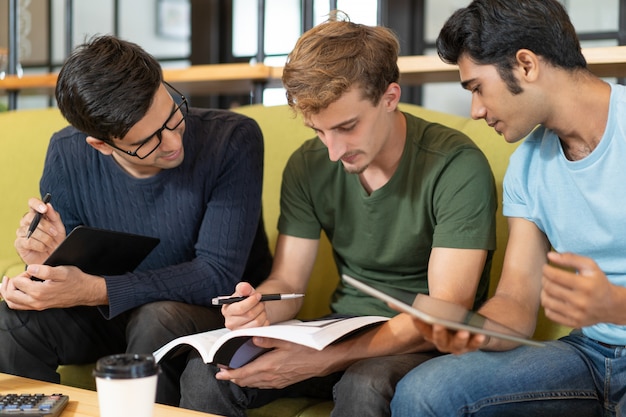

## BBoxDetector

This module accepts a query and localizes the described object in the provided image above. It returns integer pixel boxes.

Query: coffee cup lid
[93,353,159,379]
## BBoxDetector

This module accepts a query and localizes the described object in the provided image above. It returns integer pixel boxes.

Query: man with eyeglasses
[100,80,187,161]
[0,35,272,406]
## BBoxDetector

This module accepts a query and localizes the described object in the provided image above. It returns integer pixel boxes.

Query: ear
[86,136,114,156]
[382,82,402,111]
[515,49,540,82]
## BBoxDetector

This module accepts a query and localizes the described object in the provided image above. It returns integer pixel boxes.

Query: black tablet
[342,274,544,347]
[44,226,160,276]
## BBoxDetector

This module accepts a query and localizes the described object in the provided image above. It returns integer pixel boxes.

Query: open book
[153,315,389,368]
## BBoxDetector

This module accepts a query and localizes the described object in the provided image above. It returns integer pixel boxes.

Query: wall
[0,0,190,108]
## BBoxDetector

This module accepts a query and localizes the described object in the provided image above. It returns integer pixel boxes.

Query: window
[232,0,379,105]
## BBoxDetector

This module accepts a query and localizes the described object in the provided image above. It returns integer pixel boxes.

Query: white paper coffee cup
[94,353,160,417]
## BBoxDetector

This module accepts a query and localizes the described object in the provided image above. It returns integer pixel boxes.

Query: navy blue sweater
[41,108,272,318]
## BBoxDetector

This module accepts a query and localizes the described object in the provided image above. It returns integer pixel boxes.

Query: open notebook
[342,274,544,347]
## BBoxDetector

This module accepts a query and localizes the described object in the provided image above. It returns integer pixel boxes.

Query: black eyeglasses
[108,81,188,159]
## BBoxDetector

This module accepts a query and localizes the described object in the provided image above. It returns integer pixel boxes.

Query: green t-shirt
[278,112,497,317]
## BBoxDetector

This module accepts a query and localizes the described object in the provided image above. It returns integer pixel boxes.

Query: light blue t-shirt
[503,82,626,345]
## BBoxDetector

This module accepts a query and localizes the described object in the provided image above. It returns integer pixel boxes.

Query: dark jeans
[179,350,441,417]
[0,301,224,405]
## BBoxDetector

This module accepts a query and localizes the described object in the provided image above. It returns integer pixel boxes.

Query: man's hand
[215,338,331,389]
[14,197,65,265]
[411,320,488,355]
[385,298,487,355]
[542,251,622,328]
[1,264,107,310]
[221,282,270,330]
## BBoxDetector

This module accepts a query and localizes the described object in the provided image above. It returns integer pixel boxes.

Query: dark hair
[282,11,400,117]
[55,35,162,141]
[437,0,587,94]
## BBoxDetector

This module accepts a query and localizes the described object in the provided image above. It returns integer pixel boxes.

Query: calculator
[0,393,69,416]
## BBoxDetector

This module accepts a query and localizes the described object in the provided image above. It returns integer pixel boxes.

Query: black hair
[437,0,587,94]
[55,35,162,141]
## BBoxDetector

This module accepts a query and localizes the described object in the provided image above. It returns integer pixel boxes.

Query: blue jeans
[391,332,626,417]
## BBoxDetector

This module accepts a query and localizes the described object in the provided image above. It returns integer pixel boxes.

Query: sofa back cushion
[0,108,69,275]
[0,104,567,340]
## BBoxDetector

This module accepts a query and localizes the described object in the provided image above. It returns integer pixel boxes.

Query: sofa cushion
[0,108,69,276]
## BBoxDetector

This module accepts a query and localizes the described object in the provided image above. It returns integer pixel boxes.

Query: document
[153,315,389,368]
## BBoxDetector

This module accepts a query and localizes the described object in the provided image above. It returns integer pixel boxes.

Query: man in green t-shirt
[177,11,497,417]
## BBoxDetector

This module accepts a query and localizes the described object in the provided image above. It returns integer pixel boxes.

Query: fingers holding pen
[22,195,63,238]
[27,193,51,235]
[15,195,65,264]
[222,282,269,329]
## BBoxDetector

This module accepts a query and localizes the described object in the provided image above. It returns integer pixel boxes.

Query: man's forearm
[477,295,538,351]
[322,313,434,374]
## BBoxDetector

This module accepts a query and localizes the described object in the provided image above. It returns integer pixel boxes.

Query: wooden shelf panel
[270,46,626,86]
[268,55,460,85]
[397,54,458,84]
[580,45,626,78]
[164,63,271,95]
[2,46,626,98]
[396,45,626,84]
[0,72,57,94]
[0,63,271,97]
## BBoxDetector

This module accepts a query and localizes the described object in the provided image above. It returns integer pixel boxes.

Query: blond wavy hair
[282,11,400,117]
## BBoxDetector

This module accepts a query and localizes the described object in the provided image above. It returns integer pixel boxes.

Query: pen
[212,293,305,305]
[26,193,52,239]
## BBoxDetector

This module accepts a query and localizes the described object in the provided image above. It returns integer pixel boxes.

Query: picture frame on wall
[0,0,49,66]
[156,0,190,40]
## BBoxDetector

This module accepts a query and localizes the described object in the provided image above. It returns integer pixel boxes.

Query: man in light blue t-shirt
[392,1,626,416]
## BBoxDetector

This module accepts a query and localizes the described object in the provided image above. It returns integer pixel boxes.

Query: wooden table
[0,373,221,417]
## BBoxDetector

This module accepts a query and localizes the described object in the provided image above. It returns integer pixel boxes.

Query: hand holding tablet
[341,274,544,347]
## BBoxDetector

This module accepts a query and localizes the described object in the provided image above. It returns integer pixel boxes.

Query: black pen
[212,293,305,306]
[26,193,52,239]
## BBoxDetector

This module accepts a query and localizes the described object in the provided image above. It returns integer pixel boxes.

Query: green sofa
[0,103,570,416]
